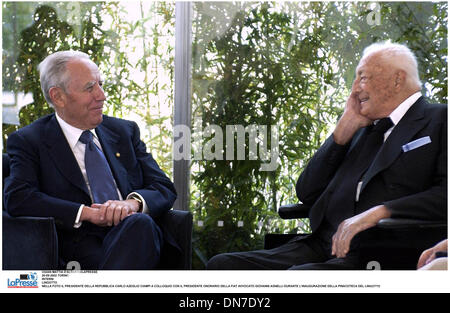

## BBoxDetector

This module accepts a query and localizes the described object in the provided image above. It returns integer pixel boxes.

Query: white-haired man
[207,42,447,270]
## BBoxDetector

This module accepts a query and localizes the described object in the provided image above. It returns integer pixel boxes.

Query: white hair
[361,42,422,89]
[38,51,91,106]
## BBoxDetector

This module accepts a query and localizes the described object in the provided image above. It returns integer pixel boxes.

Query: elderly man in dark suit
[207,42,447,270]
[4,51,177,270]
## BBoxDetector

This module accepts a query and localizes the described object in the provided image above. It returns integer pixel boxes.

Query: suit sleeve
[4,131,81,229]
[296,134,351,206]
[128,121,177,218]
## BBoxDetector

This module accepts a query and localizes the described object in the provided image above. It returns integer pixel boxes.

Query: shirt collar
[55,113,97,149]
[388,91,422,126]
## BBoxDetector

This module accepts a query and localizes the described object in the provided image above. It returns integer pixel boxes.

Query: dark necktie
[324,117,394,228]
[351,117,394,175]
[79,130,119,204]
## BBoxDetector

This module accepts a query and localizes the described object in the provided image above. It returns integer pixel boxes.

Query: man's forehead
[65,58,102,85]
[66,58,100,75]
[356,53,383,74]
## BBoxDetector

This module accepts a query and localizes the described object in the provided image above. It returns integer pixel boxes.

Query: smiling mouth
[360,98,369,104]
[91,105,103,111]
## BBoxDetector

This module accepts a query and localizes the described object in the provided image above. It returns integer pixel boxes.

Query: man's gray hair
[362,41,422,89]
[38,50,91,106]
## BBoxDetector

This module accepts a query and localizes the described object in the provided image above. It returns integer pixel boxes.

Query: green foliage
[2,1,175,176]
[98,1,175,175]
[190,1,447,269]
[2,2,107,149]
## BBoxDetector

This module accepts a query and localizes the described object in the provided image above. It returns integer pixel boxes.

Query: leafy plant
[190,1,447,269]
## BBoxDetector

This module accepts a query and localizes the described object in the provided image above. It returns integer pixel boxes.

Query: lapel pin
[116,152,121,158]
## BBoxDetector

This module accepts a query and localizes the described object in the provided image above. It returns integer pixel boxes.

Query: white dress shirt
[55,113,148,228]
[383,91,422,142]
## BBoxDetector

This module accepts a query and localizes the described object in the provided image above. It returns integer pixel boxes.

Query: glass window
[2,1,175,174]
[190,1,447,269]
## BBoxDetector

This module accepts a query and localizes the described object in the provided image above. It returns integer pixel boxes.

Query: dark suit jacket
[4,113,179,264]
[296,97,447,233]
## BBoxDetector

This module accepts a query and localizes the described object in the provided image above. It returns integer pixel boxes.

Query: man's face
[56,58,106,130]
[353,53,398,120]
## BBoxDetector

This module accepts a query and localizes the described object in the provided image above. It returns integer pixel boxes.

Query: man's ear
[394,70,407,90]
[49,87,65,109]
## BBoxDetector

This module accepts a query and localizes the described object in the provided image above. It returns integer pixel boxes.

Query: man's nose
[353,79,362,93]
[94,84,106,101]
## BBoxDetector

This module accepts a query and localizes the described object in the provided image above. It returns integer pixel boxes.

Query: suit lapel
[360,97,428,193]
[43,115,90,196]
[95,122,129,198]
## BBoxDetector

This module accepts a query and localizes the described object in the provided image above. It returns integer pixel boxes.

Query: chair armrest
[357,218,447,269]
[2,211,59,270]
[157,209,193,269]
[278,203,310,219]
[376,218,447,229]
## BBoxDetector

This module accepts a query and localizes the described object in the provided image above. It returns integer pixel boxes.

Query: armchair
[2,153,193,270]
[264,203,447,270]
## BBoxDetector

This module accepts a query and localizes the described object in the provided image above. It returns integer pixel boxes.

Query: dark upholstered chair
[264,203,447,270]
[2,153,193,270]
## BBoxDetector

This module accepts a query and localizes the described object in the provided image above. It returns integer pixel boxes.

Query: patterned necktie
[79,130,119,204]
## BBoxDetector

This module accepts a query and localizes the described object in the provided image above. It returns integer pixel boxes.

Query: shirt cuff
[74,204,84,228]
[126,192,149,214]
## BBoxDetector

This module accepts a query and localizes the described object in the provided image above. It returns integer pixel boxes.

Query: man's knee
[101,213,162,269]
[123,213,155,228]
[206,253,235,270]
[118,213,161,241]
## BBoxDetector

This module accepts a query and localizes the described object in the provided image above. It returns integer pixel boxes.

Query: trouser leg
[206,235,328,270]
[99,213,163,270]
[288,252,362,270]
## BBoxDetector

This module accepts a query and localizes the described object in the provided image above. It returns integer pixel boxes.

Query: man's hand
[332,205,391,258]
[417,239,448,269]
[81,199,141,226]
[333,81,373,145]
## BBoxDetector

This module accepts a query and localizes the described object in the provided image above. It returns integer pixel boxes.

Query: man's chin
[359,104,370,116]
[359,107,376,122]
[96,114,103,124]
[90,114,103,128]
